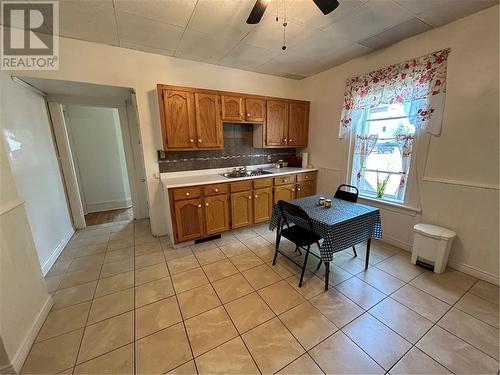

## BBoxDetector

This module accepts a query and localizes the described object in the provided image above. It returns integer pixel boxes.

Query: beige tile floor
[24,219,499,374]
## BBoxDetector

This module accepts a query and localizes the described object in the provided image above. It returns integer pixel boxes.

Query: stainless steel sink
[220,168,274,179]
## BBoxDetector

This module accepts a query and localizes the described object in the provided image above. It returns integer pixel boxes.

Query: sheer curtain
[339,49,450,139]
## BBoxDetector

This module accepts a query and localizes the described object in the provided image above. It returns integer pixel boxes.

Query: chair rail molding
[422,176,499,190]
[0,198,24,216]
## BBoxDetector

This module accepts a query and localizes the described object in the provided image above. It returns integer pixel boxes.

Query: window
[350,103,415,203]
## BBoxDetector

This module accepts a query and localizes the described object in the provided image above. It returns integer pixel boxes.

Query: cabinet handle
[185,192,190,196]
[246,113,250,117]
[205,203,209,206]
[198,204,202,208]
[305,175,309,179]
[189,139,194,143]
[292,189,295,192]
[240,112,243,116]
[283,179,287,183]
[254,195,258,198]
[214,188,219,193]
[297,188,301,191]
[198,139,202,143]
[248,196,252,199]
[289,139,292,142]
[283,138,287,142]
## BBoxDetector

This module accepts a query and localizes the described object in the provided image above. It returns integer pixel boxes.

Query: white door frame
[47,95,149,228]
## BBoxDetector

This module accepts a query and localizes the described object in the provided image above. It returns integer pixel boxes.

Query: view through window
[350,103,415,203]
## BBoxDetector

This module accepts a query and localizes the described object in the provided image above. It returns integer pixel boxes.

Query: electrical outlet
[267,155,272,162]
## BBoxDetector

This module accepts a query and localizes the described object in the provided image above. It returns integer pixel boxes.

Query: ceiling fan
[246,0,340,24]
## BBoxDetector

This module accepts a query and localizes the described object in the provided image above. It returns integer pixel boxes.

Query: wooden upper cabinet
[288,102,309,147]
[158,84,310,151]
[221,96,244,121]
[174,198,204,242]
[204,195,230,235]
[266,100,289,146]
[245,98,266,122]
[161,89,196,149]
[194,92,223,148]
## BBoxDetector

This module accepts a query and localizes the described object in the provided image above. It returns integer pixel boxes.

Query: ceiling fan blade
[246,0,269,24]
[312,0,340,15]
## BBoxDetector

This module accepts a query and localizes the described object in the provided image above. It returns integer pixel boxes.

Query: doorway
[62,104,134,226]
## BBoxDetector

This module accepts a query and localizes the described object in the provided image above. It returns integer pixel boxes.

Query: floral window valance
[339,49,450,138]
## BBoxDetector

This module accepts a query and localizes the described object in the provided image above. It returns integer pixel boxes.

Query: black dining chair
[334,184,359,257]
[273,200,322,288]
[334,184,359,202]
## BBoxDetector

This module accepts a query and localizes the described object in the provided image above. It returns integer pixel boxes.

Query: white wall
[63,105,132,213]
[8,38,304,236]
[302,6,499,283]
[0,75,52,372]
[0,74,74,275]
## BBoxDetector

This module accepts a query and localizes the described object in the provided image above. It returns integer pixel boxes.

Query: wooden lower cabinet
[274,184,296,203]
[204,194,230,235]
[170,171,317,243]
[253,187,273,224]
[174,198,204,242]
[296,181,315,198]
[231,191,253,229]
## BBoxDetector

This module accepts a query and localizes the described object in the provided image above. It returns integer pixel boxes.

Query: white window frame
[346,106,430,213]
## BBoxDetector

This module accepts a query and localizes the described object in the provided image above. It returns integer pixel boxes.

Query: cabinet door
[253,187,273,224]
[266,100,288,146]
[194,92,223,148]
[221,96,244,121]
[204,195,230,235]
[174,198,204,242]
[161,90,196,149]
[296,181,315,198]
[288,102,309,147]
[245,98,266,122]
[231,191,253,229]
[273,184,296,203]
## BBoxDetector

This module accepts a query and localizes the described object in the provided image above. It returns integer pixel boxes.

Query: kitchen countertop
[161,166,318,188]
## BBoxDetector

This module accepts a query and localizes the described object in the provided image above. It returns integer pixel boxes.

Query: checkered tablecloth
[269,195,382,262]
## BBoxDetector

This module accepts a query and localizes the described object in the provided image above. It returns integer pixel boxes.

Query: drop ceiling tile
[175,29,240,63]
[264,0,368,30]
[242,16,316,51]
[115,0,197,27]
[412,0,499,27]
[120,41,175,57]
[255,51,320,78]
[59,0,119,46]
[358,17,432,50]
[116,11,184,51]
[188,0,256,40]
[287,30,356,60]
[219,43,278,70]
[395,0,497,15]
[309,43,372,72]
[324,0,414,42]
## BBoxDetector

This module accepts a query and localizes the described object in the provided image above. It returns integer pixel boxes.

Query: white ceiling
[6,0,498,79]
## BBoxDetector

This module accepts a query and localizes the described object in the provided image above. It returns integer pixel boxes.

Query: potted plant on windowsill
[376,171,390,198]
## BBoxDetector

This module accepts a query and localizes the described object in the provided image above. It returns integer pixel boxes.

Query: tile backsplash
[158,124,296,173]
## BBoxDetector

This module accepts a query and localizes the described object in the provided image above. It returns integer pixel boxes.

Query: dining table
[269,194,383,289]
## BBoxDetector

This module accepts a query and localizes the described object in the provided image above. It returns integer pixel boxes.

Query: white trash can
[411,223,456,273]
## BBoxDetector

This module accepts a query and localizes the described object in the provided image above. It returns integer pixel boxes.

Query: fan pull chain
[282,0,287,50]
